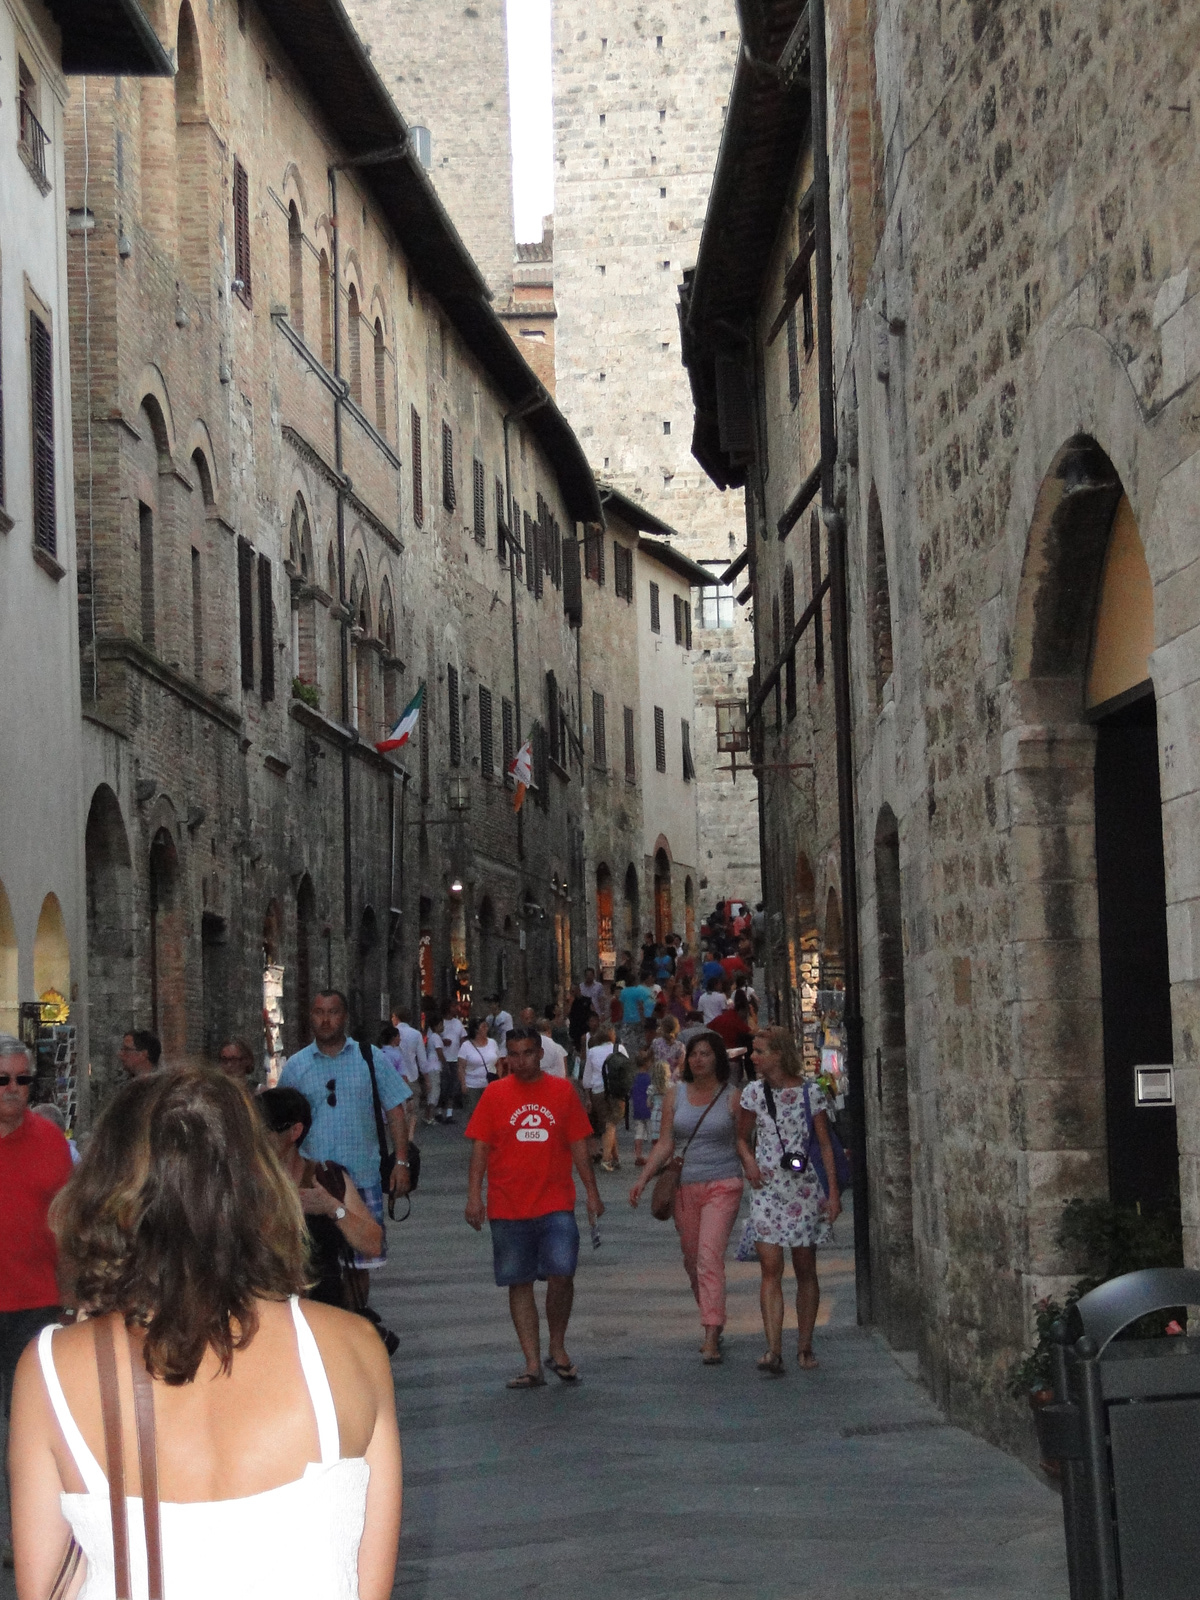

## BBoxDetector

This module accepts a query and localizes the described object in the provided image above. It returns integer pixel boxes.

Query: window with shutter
[495,478,507,564]
[479,685,494,776]
[411,407,423,527]
[501,696,514,778]
[511,500,522,578]
[786,255,800,406]
[237,537,255,689]
[685,600,692,650]
[442,421,456,511]
[448,663,461,766]
[654,706,666,773]
[546,671,559,765]
[473,459,486,542]
[801,257,814,355]
[584,524,605,584]
[673,593,683,645]
[30,312,55,556]
[233,160,251,304]
[563,533,582,625]
[259,553,275,701]
[623,705,636,781]
[681,719,695,781]
[783,563,796,720]
[592,691,606,768]
[649,582,660,633]
[525,512,539,594]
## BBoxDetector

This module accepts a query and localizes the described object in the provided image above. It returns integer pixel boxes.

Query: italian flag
[375,684,424,753]
[509,738,533,812]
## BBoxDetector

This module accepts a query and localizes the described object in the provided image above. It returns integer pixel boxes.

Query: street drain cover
[840,1418,948,1438]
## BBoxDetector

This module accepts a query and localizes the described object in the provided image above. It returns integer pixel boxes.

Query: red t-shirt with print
[0,1111,73,1310]
[465,1072,593,1220]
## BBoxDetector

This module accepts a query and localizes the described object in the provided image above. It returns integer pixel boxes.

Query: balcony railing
[19,97,50,191]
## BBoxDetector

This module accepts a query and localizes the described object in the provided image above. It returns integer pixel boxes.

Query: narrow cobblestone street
[371,1124,1067,1599]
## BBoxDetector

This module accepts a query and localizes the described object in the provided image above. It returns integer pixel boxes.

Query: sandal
[757,1352,785,1376]
[506,1371,547,1389]
[798,1347,819,1370]
[544,1357,580,1382]
[702,1351,723,1365]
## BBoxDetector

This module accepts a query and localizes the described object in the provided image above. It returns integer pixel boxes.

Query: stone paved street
[1,1120,1068,1599]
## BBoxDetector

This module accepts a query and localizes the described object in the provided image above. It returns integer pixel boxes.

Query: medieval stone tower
[344,0,516,305]
[552,1,759,911]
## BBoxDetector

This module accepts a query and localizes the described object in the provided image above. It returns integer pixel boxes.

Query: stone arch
[318,244,334,367]
[134,370,176,458]
[822,885,844,988]
[346,282,363,405]
[373,316,387,433]
[175,0,204,115]
[174,0,211,302]
[148,826,186,1055]
[0,879,16,1036]
[281,162,310,218]
[134,394,174,656]
[866,482,894,707]
[871,802,916,1345]
[289,493,314,578]
[33,893,69,1006]
[85,785,133,1081]
[596,864,615,974]
[348,547,372,632]
[288,201,305,335]
[653,847,672,943]
[188,436,216,504]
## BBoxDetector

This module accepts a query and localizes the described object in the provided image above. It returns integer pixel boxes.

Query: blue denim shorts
[353,1182,386,1270]
[489,1210,580,1286]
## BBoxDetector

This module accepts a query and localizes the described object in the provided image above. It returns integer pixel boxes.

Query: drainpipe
[810,0,872,1325]
[502,390,548,861]
[329,165,353,940]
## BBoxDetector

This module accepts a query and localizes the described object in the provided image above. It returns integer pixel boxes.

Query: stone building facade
[552,0,761,915]
[63,0,601,1102]
[685,0,1200,1456]
[0,0,168,1105]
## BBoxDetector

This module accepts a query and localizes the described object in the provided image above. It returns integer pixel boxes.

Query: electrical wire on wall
[81,76,98,702]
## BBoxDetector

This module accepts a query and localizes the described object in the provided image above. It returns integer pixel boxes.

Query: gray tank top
[673,1085,742,1183]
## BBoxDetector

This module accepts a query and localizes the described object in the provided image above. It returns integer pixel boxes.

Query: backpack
[602,1044,631,1101]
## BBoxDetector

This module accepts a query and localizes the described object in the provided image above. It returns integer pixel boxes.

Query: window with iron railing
[18,60,49,191]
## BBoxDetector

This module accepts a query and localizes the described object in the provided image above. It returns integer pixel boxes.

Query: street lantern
[716,698,750,754]
[447,774,471,810]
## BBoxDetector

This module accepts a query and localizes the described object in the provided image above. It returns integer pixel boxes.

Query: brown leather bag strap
[93,1319,131,1600]
[129,1336,163,1600]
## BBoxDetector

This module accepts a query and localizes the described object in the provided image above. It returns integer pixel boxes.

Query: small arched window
[288,203,304,335]
[867,484,894,707]
[346,284,362,404]
[318,250,333,367]
[374,317,387,433]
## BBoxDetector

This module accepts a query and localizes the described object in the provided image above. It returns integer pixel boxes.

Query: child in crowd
[630,1049,654,1166]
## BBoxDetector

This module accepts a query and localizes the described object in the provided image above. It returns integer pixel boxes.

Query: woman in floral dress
[649,1016,685,1138]
[736,1026,841,1374]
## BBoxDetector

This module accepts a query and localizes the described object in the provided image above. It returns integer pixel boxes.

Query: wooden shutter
[592,691,606,767]
[473,459,486,542]
[447,662,461,765]
[623,706,635,780]
[479,685,493,775]
[501,696,514,775]
[681,719,695,781]
[30,313,55,555]
[685,599,692,650]
[259,553,275,701]
[237,537,255,689]
[511,501,522,578]
[411,407,423,527]
[442,421,456,511]
[649,582,660,632]
[525,512,538,593]
[562,531,582,625]
[654,706,666,772]
[786,254,800,405]
[495,477,507,563]
[233,160,251,304]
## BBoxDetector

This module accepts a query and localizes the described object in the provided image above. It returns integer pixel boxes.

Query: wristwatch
[334,1204,346,1220]
[395,1159,410,1168]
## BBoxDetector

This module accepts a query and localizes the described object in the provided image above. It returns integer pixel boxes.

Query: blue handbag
[801,1083,852,1196]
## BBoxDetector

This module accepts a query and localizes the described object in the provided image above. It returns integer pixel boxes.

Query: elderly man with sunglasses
[0,1036,73,1417]
[279,992,411,1303]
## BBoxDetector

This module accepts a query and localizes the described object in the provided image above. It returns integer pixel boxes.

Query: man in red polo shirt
[465,1025,602,1388]
[0,1036,73,1414]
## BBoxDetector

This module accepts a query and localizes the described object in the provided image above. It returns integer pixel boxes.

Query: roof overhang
[637,537,715,587]
[597,480,681,539]
[50,0,173,74]
[680,0,811,491]
[252,0,600,524]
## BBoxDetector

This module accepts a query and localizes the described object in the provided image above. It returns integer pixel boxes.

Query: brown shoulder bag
[649,1087,725,1220]
[94,1317,165,1600]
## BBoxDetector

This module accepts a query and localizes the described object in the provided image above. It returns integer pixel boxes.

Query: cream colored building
[0,0,167,1112]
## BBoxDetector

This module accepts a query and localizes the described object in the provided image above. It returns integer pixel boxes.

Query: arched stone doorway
[85,786,133,1076]
[1010,436,1177,1231]
[262,900,284,1080]
[653,847,672,943]
[148,827,186,1055]
[872,805,916,1345]
[595,866,614,977]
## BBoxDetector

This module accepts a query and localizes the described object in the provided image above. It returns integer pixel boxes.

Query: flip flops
[544,1357,581,1382]
[506,1371,547,1389]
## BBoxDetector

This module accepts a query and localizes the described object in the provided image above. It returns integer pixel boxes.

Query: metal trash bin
[1035,1267,1200,1600]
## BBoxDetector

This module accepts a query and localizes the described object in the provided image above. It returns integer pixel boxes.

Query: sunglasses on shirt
[326,1078,337,1107]
[0,1073,34,1088]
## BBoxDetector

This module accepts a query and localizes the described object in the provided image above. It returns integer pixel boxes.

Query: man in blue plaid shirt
[280,991,411,1287]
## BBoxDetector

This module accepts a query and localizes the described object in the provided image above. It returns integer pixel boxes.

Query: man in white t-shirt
[536,1021,568,1078]
[698,978,728,1024]
[579,968,605,1013]
[438,1002,468,1124]
[486,995,513,1056]
[391,1006,426,1135]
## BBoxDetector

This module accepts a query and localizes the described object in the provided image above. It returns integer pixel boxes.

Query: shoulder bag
[649,1086,726,1221]
[93,1317,164,1600]
[361,1040,420,1219]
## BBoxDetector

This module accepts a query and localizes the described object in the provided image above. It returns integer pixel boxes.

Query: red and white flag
[509,738,533,812]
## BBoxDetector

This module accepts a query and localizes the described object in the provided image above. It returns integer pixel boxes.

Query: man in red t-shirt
[465,1025,603,1388]
[0,1037,73,1413]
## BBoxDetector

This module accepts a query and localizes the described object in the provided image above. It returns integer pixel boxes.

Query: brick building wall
[552,0,760,914]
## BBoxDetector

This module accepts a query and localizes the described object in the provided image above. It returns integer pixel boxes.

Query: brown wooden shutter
[233,160,251,304]
[649,582,660,632]
[501,696,514,774]
[411,407,423,527]
[562,531,582,625]
[30,313,55,555]
[495,477,507,563]
[447,662,461,765]
[654,706,666,772]
[442,421,456,511]
[259,552,275,701]
[623,706,636,780]
[479,685,493,776]
[237,537,255,689]
[473,459,486,542]
[592,691,606,767]
[682,720,695,781]
[511,501,522,578]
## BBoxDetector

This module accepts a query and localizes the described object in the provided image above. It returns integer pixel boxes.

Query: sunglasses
[326,1078,337,1107]
[0,1073,34,1088]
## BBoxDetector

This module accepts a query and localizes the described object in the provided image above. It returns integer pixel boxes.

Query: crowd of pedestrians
[2,916,847,1592]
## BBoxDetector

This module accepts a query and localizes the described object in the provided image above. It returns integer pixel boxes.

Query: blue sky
[507,0,553,241]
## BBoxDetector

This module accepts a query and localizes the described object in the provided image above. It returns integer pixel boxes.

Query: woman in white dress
[736,1027,841,1376]
[9,1067,401,1599]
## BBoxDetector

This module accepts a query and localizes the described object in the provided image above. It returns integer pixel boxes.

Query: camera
[780,1150,808,1173]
